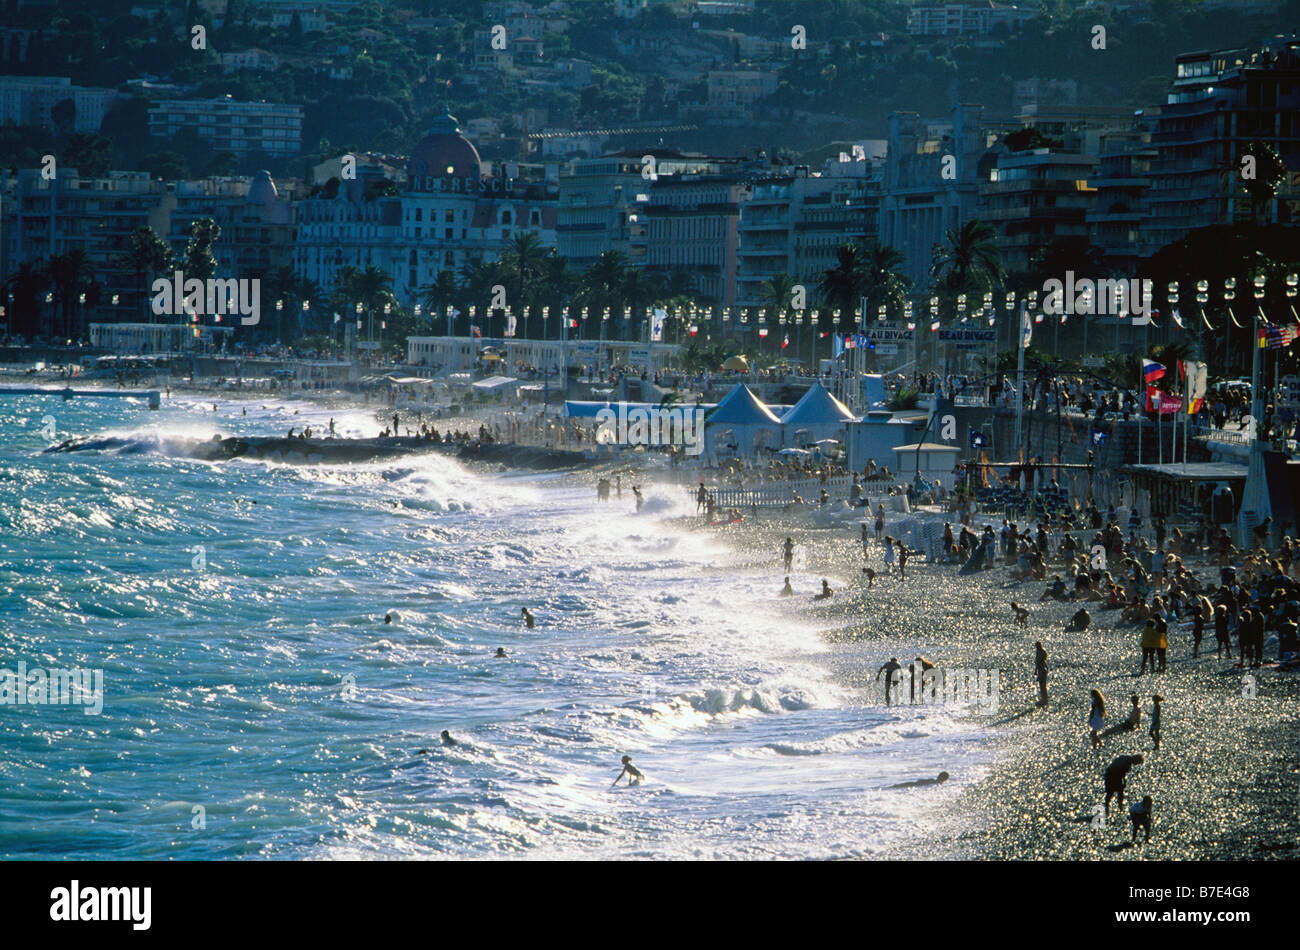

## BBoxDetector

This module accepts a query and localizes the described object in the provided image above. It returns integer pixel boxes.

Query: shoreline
[21,375,1299,858]
[660,501,1300,860]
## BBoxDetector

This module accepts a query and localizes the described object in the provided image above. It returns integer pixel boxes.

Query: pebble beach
[669,504,1300,860]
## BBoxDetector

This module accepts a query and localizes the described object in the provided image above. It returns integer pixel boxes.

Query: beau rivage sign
[407,168,518,195]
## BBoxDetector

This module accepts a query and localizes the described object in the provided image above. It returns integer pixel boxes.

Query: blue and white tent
[704,384,783,463]
[780,381,857,447]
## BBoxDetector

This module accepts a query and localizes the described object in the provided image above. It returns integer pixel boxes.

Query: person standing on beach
[782,537,795,572]
[1129,795,1154,842]
[632,485,644,512]
[1034,642,1049,707]
[696,482,707,513]
[883,537,896,574]
[875,504,885,542]
[1088,689,1106,748]
[1103,753,1143,818]
[876,657,903,705]
[1214,604,1231,658]
[1149,694,1162,750]
[1139,620,1160,674]
[897,543,909,579]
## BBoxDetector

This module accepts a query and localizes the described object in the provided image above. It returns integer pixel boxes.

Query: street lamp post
[1238,273,1268,545]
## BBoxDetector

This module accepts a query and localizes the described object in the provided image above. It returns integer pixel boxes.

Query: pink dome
[407,111,481,181]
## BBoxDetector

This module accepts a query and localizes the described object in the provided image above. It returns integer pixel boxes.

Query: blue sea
[0,387,992,859]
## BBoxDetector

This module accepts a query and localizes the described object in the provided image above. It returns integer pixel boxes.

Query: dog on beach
[1010,602,1029,627]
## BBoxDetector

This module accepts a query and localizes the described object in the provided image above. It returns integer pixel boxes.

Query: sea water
[0,388,994,859]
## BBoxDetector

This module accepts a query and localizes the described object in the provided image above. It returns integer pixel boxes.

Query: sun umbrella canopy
[721,355,749,371]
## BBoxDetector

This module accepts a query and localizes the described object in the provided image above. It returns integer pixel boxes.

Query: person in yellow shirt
[1139,620,1161,674]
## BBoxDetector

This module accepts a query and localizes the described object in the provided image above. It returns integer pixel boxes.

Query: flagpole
[1183,365,1189,471]
[1015,300,1026,457]
[1137,361,1143,467]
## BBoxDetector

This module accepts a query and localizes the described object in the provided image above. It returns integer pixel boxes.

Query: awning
[471,375,519,391]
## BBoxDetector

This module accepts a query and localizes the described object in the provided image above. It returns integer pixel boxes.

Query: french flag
[1142,359,1165,383]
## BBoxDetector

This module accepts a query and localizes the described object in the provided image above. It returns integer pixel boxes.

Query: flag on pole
[832,334,844,358]
[1172,308,1184,329]
[843,334,856,350]
[333,312,341,324]
[1142,358,1165,383]
[1186,360,1208,414]
[1259,324,1297,348]
[471,325,481,339]
[1021,308,1032,349]
[930,319,940,333]
[650,308,665,341]
[781,334,789,349]
[505,314,517,337]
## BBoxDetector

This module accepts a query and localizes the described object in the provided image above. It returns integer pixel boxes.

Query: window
[502,210,512,225]
[415,208,422,221]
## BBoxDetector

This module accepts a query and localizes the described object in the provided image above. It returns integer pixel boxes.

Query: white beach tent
[704,383,783,464]
[780,381,857,447]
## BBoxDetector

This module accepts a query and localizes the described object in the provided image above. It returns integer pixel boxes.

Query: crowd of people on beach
[768,473,1300,845]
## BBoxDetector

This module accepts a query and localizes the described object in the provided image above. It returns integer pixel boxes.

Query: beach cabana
[780,381,857,448]
[704,383,782,465]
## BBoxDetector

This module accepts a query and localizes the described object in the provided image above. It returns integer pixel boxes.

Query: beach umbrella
[721,355,749,372]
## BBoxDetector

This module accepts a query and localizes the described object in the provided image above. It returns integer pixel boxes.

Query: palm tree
[860,242,911,319]
[577,250,633,333]
[419,270,460,334]
[621,267,665,340]
[501,231,548,312]
[1240,141,1288,226]
[537,253,577,338]
[46,249,94,338]
[3,262,50,338]
[183,218,220,281]
[818,242,866,328]
[929,219,1005,302]
[759,272,797,315]
[118,225,172,321]
[458,258,509,334]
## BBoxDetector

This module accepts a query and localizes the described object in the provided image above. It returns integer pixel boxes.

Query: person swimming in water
[384,613,393,624]
[440,730,458,747]
[779,576,794,597]
[495,647,508,658]
[632,485,644,512]
[814,579,833,600]
[886,771,950,789]
[782,537,794,572]
[521,607,535,629]
[611,755,644,786]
